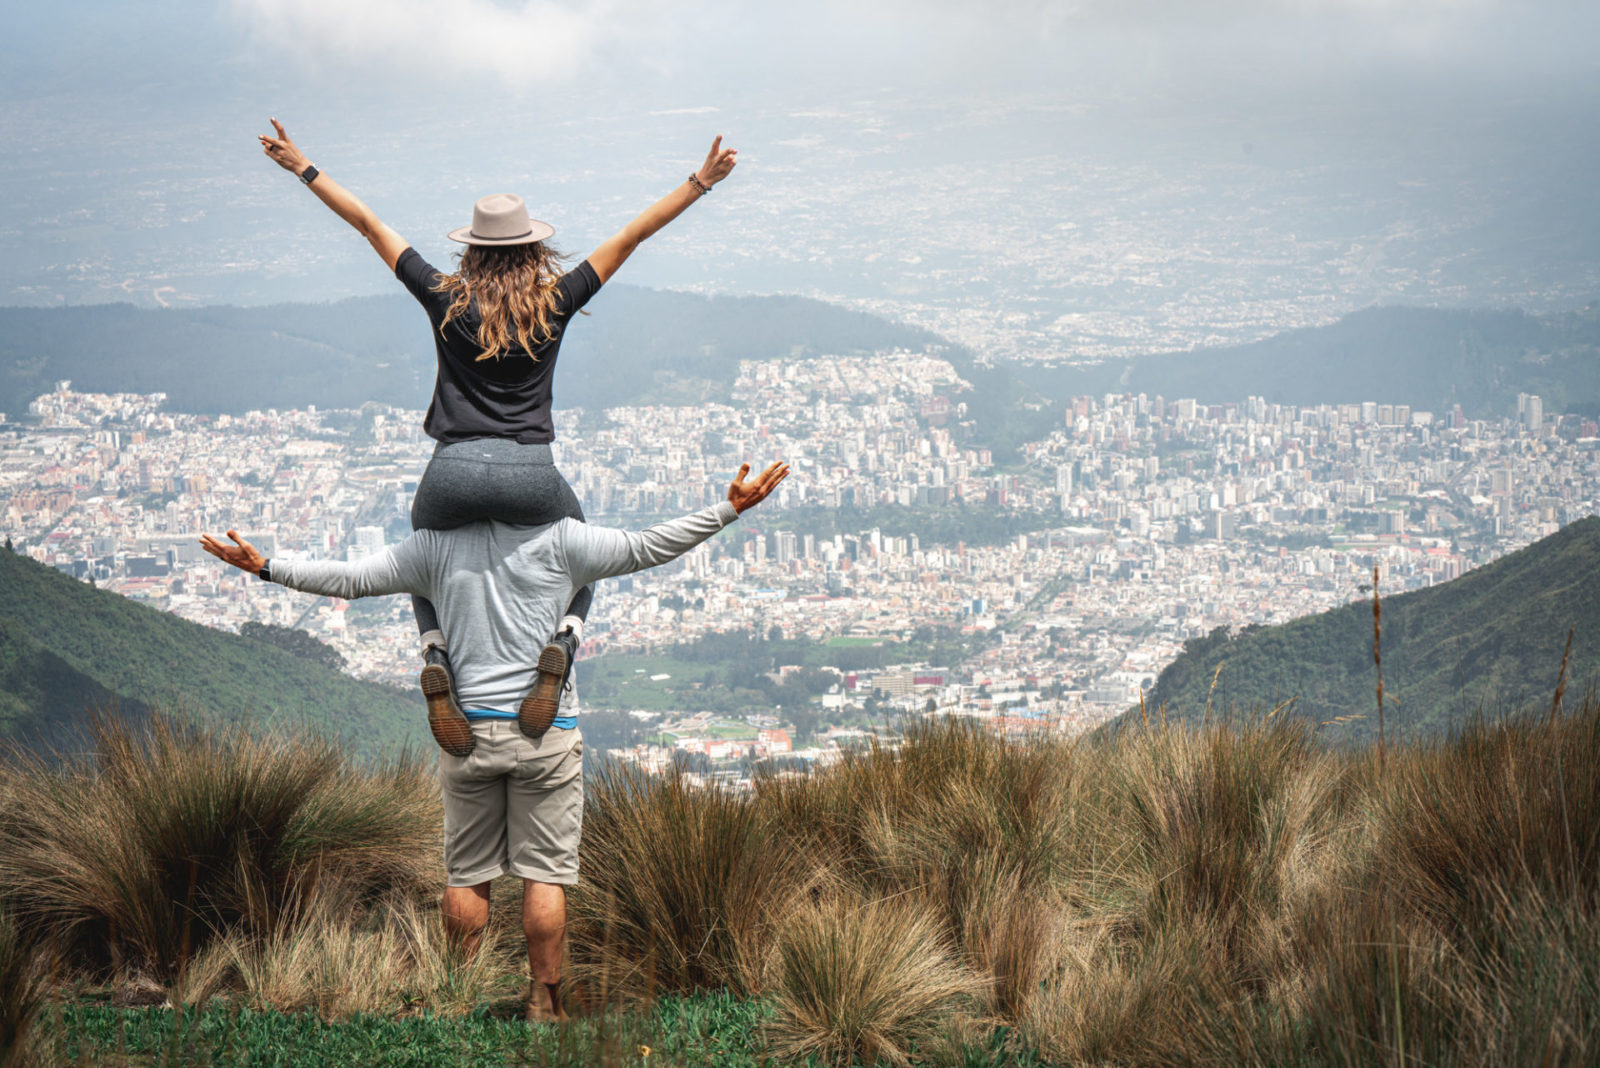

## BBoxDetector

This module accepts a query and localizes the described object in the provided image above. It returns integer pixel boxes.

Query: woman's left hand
[259,118,312,178]
[696,135,738,189]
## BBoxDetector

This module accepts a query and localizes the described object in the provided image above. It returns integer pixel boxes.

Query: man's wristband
[257,560,272,582]
[298,164,320,186]
[687,173,711,196]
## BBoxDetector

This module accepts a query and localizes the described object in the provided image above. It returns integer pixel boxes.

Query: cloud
[229,0,603,88]
[224,0,1599,98]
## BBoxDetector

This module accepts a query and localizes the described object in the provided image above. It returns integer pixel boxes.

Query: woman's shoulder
[554,259,602,314]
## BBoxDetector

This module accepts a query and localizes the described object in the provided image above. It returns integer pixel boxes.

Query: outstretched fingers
[198,530,258,570]
[750,462,789,504]
[759,461,788,492]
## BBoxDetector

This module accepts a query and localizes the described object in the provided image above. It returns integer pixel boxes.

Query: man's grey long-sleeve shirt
[268,501,740,714]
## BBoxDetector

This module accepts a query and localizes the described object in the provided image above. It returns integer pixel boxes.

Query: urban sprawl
[4,352,1594,772]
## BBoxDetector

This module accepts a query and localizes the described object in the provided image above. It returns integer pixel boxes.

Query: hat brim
[447,219,556,246]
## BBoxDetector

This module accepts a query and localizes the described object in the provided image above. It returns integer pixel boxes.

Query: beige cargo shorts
[438,721,583,887]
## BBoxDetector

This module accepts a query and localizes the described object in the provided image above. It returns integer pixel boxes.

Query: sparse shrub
[767,893,982,1068]
[570,763,812,1003]
[0,712,439,984]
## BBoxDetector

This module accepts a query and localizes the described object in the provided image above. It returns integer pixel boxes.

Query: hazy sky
[2,1,1597,331]
[5,0,1598,105]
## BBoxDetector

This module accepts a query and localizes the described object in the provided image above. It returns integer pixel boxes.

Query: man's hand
[696,135,738,189]
[199,530,267,574]
[259,117,312,178]
[728,461,789,514]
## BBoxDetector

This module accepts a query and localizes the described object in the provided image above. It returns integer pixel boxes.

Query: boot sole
[518,643,569,740]
[421,664,475,757]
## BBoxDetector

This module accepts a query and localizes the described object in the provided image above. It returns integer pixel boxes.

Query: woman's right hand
[259,118,313,178]
[696,136,738,189]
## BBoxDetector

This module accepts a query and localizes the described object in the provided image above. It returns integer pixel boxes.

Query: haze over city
[3,0,1598,359]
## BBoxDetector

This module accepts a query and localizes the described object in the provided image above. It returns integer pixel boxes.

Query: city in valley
[4,351,1593,772]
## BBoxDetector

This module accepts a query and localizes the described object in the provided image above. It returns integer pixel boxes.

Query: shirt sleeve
[557,260,603,316]
[269,531,436,601]
[394,247,447,315]
[560,501,738,589]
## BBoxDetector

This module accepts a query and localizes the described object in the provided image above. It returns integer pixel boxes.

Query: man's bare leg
[442,882,491,957]
[523,880,567,1021]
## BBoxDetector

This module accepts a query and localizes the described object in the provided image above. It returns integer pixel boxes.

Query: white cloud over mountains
[225,0,1596,96]
[230,0,604,88]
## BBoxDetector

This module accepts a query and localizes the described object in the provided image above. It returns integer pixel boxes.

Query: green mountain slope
[0,287,950,419]
[0,550,425,753]
[1028,304,1600,420]
[1135,517,1600,743]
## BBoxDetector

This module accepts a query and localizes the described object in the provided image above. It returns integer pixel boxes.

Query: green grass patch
[824,636,892,648]
[38,992,775,1068]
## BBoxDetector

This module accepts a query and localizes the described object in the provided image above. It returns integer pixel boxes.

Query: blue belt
[465,708,577,730]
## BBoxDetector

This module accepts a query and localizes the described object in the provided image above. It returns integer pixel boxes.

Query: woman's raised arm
[586,135,738,284]
[259,118,411,271]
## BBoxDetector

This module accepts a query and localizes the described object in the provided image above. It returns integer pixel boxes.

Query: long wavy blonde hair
[434,242,569,361]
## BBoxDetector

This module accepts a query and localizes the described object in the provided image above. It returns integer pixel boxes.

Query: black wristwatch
[257,560,273,582]
[298,164,320,186]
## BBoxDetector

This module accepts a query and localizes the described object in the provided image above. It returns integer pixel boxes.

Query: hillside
[0,549,425,753]
[1134,517,1600,743]
[1031,304,1600,419]
[0,286,951,419]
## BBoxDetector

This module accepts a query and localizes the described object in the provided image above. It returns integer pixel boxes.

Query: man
[201,460,788,1021]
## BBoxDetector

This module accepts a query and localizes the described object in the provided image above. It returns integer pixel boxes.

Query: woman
[259,118,737,755]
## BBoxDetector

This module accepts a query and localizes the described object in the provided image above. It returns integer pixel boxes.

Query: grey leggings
[410,438,592,638]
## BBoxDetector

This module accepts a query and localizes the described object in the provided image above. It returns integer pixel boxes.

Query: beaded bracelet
[687,173,712,196]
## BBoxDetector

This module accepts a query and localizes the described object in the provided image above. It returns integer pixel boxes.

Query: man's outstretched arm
[199,529,433,600]
[562,461,789,588]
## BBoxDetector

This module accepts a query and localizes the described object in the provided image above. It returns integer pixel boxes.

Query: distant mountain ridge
[0,285,951,419]
[1128,517,1600,743]
[1036,304,1600,420]
[0,549,425,754]
[7,296,1600,454]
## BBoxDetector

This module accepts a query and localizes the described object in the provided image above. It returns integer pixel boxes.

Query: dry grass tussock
[0,713,440,986]
[0,903,51,1068]
[568,760,816,1003]
[766,891,983,1068]
[4,700,1600,1065]
[0,712,534,1063]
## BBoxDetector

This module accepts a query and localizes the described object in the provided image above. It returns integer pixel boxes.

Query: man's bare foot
[524,980,567,1023]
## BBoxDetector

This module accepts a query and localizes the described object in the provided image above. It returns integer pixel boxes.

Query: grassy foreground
[1,697,1597,1066]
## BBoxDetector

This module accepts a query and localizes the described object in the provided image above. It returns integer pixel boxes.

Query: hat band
[470,227,534,240]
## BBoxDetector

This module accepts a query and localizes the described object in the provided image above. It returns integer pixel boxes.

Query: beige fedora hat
[447,193,555,246]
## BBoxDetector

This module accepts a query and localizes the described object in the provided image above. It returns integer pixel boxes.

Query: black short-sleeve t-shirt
[395,246,602,444]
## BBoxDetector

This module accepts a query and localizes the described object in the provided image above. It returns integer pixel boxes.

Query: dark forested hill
[1036,304,1600,420]
[0,286,950,418]
[0,549,425,754]
[1130,518,1600,744]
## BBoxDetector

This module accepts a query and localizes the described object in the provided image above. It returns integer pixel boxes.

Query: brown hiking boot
[518,629,577,740]
[420,647,474,757]
[524,980,567,1023]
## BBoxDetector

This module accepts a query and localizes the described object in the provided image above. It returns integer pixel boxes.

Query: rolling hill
[0,548,426,754]
[1131,517,1600,743]
[0,285,952,419]
[1035,304,1600,419]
